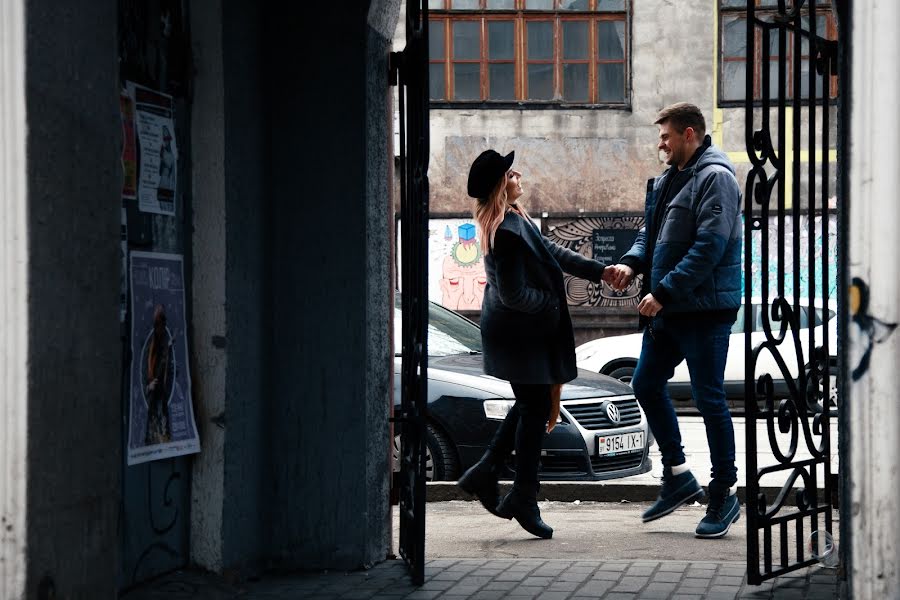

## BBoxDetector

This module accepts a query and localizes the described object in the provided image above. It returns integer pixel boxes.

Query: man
[608,103,742,538]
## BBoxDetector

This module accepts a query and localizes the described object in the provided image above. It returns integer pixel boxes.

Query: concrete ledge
[427,481,795,504]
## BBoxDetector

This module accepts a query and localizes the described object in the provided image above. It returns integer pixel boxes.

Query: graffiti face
[440,255,486,310]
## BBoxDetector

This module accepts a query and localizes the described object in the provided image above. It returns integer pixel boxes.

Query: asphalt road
[396,499,840,565]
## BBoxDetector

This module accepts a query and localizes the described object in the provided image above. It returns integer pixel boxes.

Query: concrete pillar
[0,0,29,596]
[190,0,269,575]
[265,0,399,569]
[848,0,900,597]
[189,0,228,573]
[1,0,121,597]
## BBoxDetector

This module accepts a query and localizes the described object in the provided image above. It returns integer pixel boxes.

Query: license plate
[596,431,644,456]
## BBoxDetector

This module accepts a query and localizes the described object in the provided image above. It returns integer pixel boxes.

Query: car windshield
[394,298,483,357]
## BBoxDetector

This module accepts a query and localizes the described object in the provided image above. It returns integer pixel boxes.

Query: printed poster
[132,83,178,215]
[128,252,200,465]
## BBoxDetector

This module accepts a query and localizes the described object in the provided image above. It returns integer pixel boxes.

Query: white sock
[729,484,738,496]
[670,462,689,476]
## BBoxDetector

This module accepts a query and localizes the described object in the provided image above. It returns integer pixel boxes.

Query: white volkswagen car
[574,298,838,413]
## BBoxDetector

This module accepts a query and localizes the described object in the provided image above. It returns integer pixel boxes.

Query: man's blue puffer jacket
[622,144,742,315]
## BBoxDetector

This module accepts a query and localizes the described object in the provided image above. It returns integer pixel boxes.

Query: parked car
[574,298,838,414]
[393,296,652,482]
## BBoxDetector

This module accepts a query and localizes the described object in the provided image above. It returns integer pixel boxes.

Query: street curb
[427,481,784,504]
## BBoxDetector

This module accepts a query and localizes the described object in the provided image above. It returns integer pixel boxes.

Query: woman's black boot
[496,485,553,539]
[457,450,503,517]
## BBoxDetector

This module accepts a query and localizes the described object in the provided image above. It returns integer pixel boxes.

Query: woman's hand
[546,384,562,433]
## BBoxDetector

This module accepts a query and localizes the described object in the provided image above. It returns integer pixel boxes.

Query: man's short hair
[655,103,706,138]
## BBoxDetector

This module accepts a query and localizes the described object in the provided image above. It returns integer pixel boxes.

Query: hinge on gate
[388,51,403,86]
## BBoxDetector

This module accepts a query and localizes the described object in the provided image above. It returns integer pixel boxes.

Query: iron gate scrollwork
[390,0,430,587]
[743,0,839,585]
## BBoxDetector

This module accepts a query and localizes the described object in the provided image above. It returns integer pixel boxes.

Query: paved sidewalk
[123,558,842,599]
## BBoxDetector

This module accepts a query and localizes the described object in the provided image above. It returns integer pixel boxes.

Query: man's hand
[607,264,635,291]
[637,293,663,317]
[546,394,560,434]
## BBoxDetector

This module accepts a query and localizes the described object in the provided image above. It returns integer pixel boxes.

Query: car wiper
[467,350,482,355]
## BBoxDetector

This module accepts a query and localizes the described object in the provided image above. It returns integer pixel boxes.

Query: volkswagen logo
[604,401,621,424]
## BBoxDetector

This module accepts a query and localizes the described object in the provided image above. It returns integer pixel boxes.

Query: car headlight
[483,399,515,421]
[483,399,562,424]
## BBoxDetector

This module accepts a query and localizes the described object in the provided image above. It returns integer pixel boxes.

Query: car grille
[538,455,587,474]
[590,452,644,473]
[564,398,642,430]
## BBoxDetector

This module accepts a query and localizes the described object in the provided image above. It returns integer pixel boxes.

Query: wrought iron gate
[390,0,430,586]
[743,0,840,585]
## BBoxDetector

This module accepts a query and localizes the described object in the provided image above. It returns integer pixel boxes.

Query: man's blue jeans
[631,318,738,488]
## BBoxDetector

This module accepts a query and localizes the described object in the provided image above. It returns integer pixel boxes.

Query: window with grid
[720,0,838,104]
[429,0,629,106]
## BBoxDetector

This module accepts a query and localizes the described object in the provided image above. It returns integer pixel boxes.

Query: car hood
[427,354,634,399]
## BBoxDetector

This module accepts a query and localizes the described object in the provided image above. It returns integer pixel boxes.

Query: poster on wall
[120,207,128,323]
[131,83,178,216]
[127,252,200,465]
[119,88,137,199]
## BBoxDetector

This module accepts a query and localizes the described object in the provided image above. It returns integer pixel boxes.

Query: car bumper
[456,394,652,482]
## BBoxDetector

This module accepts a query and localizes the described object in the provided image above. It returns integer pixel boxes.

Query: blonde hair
[474,172,530,254]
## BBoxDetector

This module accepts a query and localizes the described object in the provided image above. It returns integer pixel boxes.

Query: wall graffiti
[419,213,838,312]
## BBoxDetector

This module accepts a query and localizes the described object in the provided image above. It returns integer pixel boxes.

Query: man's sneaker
[695,489,741,538]
[642,469,705,523]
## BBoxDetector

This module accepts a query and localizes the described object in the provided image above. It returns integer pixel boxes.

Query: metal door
[390,0,431,586]
[742,0,840,584]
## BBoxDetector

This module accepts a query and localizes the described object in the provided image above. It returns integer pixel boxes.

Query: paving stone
[338,591,379,600]
[605,594,642,600]
[494,572,529,582]
[644,582,678,593]
[443,584,485,596]
[510,586,546,596]
[431,572,465,582]
[705,585,741,599]
[466,591,508,600]
[611,576,646,592]
[638,591,672,600]
[522,576,554,587]
[600,562,630,571]
[657,562,689,572]
[456,576,493,586]
[546,581,579,592]
[685,569,716,580]
[671,595,704,600]
[417,580,455,591]
[482,581,518,591]
[626,566,656,577]
[652,571,683,583]
[574,581,614,596]
[469,569,504,578]
[590,570,622,581]
[713,575,746,587]
[681,577,713,588]
[806,583,838,598]
[536,592,572,600]
[400,591,443,600]
[556,571,590,583]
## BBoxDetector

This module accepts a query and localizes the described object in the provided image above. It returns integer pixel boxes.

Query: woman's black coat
[481,211,607,385]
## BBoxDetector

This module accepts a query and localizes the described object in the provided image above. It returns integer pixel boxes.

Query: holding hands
[603,263,663,317]
[604,264,635,291]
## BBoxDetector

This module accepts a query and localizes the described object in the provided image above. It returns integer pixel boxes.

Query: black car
[393,297,653,481]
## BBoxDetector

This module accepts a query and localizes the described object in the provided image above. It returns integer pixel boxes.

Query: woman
[457,149,612,538]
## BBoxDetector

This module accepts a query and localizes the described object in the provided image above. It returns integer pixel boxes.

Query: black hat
[467,149,515,199]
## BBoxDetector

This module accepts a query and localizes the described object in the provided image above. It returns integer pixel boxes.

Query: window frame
[429,0,631,109]
[718,0,838,107]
